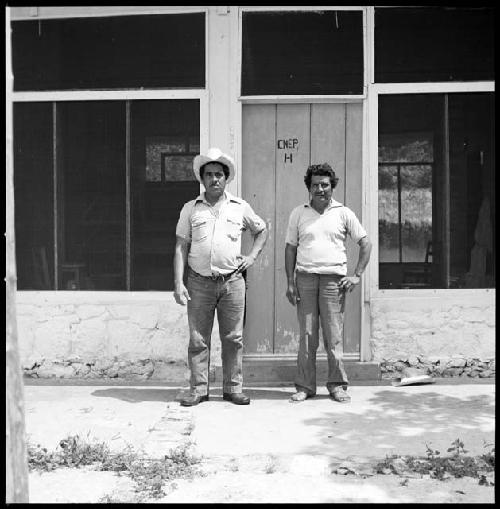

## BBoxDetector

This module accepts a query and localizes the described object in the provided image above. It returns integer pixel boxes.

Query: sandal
[330,386,351,403]
[289,391,311,403]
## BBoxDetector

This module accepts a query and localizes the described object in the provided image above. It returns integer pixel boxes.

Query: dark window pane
[12,13,205,91]
[131,100,199,291]
[375,7,494,83]
[14,103,54,290]
[58,102,126,290]
[378,93,495,289]
[449,93,495,289]
[242,10,363,95]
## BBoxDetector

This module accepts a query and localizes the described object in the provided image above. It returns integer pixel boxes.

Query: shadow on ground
[90,387,293,403]
[299,389,495,458]
[91,388,182,402]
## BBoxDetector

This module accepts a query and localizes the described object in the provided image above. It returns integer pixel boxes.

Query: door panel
[241,104,276,353]
[274,104,311,353]
[310,103,346,203]
[344,103,363,355]
[242,103,363,359]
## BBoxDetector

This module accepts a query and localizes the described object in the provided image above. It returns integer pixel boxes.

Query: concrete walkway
[24,380,495,503]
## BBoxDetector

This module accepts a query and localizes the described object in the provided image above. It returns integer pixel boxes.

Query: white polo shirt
[285,199,367,275]
[176,191,266,276]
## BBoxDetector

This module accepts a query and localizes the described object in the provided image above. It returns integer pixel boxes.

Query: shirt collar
[304,198,343,209]
[195,190,242,205]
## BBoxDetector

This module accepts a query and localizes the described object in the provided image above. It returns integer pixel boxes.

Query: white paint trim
[373,82,494,94]
[205,8,209,99]
[231,7,243,197]
[10,6,208,20]
[360,91,371,362]
[367,85,380,297]
[12,89,208,102]
[239,95,366,103]
[239,6,366,12]
[362,8,368,94]
[367,6,375,85]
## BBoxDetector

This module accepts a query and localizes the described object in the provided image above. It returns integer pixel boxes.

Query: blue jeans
[295,272,349,395]
[186,268,246,395]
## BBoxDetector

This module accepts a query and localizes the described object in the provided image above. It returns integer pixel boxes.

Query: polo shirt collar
[304,198,343,210]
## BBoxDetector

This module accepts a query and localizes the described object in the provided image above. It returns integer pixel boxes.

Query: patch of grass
[265,455,278,474]
[27,434,202,499]
[374,438,495,486]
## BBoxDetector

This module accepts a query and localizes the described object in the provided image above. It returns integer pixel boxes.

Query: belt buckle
[211,273,222,281]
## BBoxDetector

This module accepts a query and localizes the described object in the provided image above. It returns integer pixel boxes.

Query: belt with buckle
[209,269,239,281]
[190,268,239,281]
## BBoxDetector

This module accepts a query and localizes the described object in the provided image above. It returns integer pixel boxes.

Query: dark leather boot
[222,392,250,405]
[179,393,209,406]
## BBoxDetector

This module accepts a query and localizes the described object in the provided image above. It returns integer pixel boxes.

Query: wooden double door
[241,103,363,359]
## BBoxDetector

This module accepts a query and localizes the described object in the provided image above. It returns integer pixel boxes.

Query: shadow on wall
[299,389,495,458]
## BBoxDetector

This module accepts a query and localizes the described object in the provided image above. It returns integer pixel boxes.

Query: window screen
[242,10,363,95]
[13,99,200,292]
[12,13,205,91]
[375,7,494,83]
[14,103,55,290]
[378,93,495,289]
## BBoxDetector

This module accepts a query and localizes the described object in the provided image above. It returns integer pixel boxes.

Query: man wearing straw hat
[174,147,268,406]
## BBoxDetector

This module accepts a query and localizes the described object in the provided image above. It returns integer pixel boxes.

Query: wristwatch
[354,271,362,278]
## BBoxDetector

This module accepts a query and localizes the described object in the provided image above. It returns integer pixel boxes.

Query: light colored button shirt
[285,199,367,275]
[176,191,266,276]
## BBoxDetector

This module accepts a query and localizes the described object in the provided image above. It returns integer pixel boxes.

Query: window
[131,100,199,290]
[375,7,494,83]
[14,103,54,290]
[57,102,126,290]
[378,93,495,289]
[242,10,363,95]
[12,13,205,91]
[14,100,200,291]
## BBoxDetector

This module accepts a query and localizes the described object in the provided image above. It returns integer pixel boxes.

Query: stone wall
[17,292,221,381]
[370,290,495,379]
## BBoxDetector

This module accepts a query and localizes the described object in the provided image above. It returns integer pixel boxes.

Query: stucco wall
[369,290,495,376]
[17,291,222,380]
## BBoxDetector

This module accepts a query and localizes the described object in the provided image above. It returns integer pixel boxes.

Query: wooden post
[5,7,30,503]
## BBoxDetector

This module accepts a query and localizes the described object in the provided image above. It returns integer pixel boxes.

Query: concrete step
[215,357,381,383]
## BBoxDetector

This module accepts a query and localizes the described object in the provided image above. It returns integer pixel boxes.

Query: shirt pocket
[191,216,209,242]
[226,216,243,242]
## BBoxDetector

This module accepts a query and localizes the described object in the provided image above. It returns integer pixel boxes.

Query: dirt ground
[24,382,495,504]
[28,453,494,504]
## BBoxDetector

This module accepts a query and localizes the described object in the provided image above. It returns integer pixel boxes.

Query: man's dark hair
[304,163,339,190]
[200,162,230,179]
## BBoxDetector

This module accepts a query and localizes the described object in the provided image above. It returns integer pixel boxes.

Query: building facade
[8,6,495,381]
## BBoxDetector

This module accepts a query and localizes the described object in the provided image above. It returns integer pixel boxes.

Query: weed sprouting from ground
[265,455,278,474]
[374,438,495,486]
[27,434,202,499]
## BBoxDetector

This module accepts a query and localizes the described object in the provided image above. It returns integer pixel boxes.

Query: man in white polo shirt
[285,163,372,403]
[174,147,268,406]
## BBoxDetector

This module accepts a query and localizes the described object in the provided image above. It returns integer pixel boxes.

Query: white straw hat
[193,147,235,184]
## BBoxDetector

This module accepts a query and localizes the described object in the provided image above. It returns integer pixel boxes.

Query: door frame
[231,6,372,361]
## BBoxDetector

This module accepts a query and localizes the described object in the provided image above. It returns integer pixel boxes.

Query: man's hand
[236,254,256,273]
[174,283,191,305]
[286,281,300,306]
[339,275,360,292]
